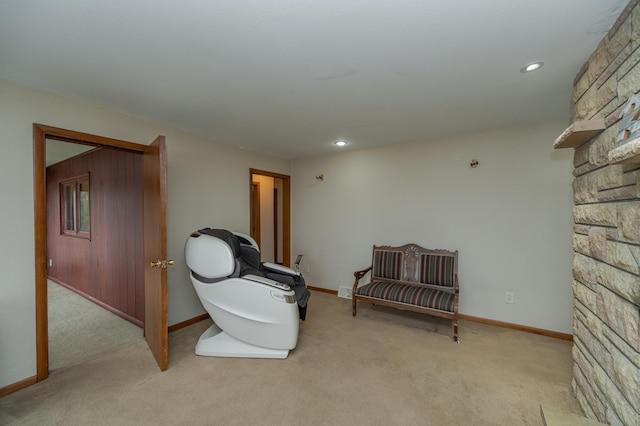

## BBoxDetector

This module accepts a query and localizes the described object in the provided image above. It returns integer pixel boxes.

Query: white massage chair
[185,228,309,359]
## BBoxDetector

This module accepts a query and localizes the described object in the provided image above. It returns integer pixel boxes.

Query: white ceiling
[45,139,94,167]
[0,0,628,159]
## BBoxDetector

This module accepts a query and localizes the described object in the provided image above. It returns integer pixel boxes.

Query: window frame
[59,173,91,240]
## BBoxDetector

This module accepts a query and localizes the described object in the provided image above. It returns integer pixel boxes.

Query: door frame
[249,169,291,267]
[250,181,261,248]
[33,124,151,381]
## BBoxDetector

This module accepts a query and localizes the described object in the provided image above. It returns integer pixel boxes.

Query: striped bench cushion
[355,281,454,312]
[419,254,455,287]
[372,249,403,280]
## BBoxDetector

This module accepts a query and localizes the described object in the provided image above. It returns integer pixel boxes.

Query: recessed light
[334,140,348,147]
[520,61,544,73]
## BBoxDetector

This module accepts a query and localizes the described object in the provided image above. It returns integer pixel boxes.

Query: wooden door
[34,124,169,382]
[142,136,169,371]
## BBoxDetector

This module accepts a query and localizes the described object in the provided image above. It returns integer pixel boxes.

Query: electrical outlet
[305,264,310,273]
[505,291,514,304]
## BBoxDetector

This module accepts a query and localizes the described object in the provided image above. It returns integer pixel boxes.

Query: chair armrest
[263,262,300,276]
[354,266,372,280]
[243,274,291,291]
[352,266,372,292]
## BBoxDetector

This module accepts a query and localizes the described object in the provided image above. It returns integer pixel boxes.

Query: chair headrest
[185,231,236,279]
[198,228,240,258]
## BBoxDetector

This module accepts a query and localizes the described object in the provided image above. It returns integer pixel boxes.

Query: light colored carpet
[1,290,581,425]
[48,280,142,371]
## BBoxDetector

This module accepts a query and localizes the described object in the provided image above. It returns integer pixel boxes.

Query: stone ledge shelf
[540,405,605,426]
[553,119,605,149]
[608,137,640,164]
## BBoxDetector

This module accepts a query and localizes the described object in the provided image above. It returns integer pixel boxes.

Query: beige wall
[1,77,577,391]
[291,122,575,333]
[0,79,290,388]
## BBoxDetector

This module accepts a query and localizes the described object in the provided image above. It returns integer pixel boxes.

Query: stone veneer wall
[569,1,640,424]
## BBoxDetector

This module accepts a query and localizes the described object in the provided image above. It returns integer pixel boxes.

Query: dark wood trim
[168,313,210,333]
[249,168,291,182]
[36,124,147,152]
[0,375,38,398]
[282,177,290,267]
[33,124,149,383]
[33,124,48,382]
[250,182,261,247]
[308,285,337,295]
[249,168,291,266]
[459,314,573,341]
[273,187,278,263]
[58,173,91,239]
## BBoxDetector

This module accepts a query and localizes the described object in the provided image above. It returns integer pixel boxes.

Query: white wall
[0,77,575,390]
[291,122,574,333]
[0,80,289,388]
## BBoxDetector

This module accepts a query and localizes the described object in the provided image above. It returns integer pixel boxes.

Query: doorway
[34,124,169,381]
[45,138,144,370]
[45,140,144,326]
[249,169,291,266]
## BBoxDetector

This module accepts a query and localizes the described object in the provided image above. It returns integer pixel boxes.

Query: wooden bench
[352,243,460,342]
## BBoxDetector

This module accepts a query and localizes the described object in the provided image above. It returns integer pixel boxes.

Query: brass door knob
[150,259,174,269]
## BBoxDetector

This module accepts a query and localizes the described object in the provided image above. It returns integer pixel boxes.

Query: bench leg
[452,319,459,343]
[352,296,357,316]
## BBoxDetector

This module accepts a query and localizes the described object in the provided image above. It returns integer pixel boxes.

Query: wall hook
[470,159,479,168]
[316,174,324,181]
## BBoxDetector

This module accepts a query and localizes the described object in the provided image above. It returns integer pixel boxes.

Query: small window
[60,174,90,239]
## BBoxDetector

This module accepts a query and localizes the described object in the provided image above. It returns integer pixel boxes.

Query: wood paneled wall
[47,147,144,325]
